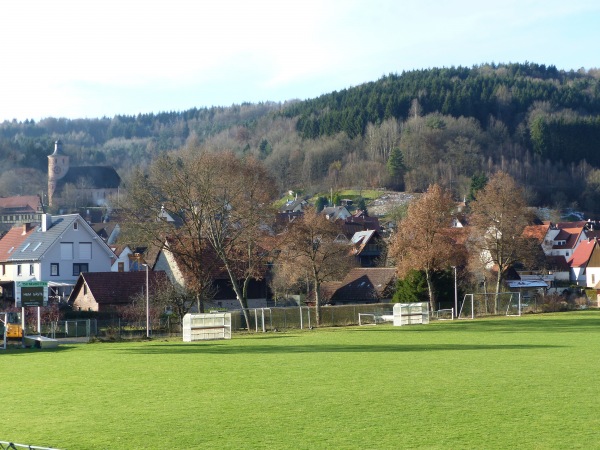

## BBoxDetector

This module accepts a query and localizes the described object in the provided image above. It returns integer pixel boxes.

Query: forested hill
[283,63,600,162]
[2,62,600,213]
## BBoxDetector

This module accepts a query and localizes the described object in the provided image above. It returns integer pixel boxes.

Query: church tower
[48,140,69,206]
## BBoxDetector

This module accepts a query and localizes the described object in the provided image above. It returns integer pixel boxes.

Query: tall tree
[124,148,277,328]
[387,146,406,189]
[275,207,352,325]
[468,171,530,310]
[389,184,457,311]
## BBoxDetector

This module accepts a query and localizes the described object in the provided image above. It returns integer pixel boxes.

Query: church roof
[59,166,121,189]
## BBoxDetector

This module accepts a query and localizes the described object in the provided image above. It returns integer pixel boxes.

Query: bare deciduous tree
[275,207,352,325]
[123,148,277,329]
[468,171,531,310]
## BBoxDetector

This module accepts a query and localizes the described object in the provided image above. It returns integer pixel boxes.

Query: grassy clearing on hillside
[275,189,383,209]
[3,311,600,449]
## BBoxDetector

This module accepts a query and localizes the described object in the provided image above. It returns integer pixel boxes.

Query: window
[17,264,22,276]
[73,263,89,276]
[29,265,34,276]
[79,242,92,260]
[51,263,59,276]
[61,242,74,260]
[118,262,124,272]
[73,222,78,230]
[84,284,88,295]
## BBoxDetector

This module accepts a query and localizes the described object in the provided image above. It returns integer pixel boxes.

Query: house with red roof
[0,214,115,301]
[69,271,168,313]
[0,195,44,231]
[567,238,597,286]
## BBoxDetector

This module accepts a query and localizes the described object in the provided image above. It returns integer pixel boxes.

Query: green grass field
[3,311,600,449]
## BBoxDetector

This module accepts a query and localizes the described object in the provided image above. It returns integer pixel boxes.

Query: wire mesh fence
[38,294,591,342]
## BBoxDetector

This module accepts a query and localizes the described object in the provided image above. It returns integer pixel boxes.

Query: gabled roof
[59,166,121,189]
[323,267,397,303]
[0,214,114,262]
[279,198,307,213]
[523,223,550,243]
[567,238,596,268]
[0,224,37,262]
[350,230,379,255]
[553,227,583,250]
[545,255,570,271]
[70,271,169,305]
[321,206,350,221]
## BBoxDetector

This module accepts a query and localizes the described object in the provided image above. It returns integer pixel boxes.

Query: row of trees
[122,145,539,325]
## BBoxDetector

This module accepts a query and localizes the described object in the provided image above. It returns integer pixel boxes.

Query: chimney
[41,213,52,232]
[22,223,33,235]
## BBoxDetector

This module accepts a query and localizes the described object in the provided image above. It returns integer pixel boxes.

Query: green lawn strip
[3,312,600,449]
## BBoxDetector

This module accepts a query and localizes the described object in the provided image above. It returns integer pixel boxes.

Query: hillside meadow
[3,311,600,449]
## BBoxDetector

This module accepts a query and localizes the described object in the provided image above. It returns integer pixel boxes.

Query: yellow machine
[5,312,23,339]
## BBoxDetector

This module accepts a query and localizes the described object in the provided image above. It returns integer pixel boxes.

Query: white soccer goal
[432,308,454,320]
[459,292,522,319]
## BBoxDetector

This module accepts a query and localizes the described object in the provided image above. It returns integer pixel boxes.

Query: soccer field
[3,311,600,449]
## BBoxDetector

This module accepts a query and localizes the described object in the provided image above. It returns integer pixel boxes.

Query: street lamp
[452,266,458,319]
[142,264,150,338]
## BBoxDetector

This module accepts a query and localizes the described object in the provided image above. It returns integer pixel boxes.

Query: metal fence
[40,297,592,342]
[237,303,395,332]
[45,320,97,339]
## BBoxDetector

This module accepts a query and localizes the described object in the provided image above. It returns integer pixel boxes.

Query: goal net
[459,292,522,318]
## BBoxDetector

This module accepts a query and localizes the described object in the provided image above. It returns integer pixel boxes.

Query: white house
[0,214,115,300]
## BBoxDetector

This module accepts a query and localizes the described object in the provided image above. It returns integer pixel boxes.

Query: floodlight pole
[143,264,150,338]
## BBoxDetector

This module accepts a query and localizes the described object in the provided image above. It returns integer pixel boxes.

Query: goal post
[0,312,6,350]
[459,292,522,318]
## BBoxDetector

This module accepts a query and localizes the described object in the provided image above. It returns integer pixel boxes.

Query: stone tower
[47,140,69,206]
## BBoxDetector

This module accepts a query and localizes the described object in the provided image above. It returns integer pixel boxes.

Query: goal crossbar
[459,292,522,319]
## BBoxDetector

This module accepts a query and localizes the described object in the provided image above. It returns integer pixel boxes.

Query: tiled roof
[324,267,397,303]
[72,271,169,305]
[523,224,550,242]
[0,195,42,213]
[545,255,570,271]
[0,224,37,262]
[553,227,583,249]
[567,239,596,268]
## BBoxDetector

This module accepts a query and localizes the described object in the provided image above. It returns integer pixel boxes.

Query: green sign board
[16,281,48,307]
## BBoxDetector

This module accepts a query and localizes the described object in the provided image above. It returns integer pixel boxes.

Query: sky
[1,0,599,122]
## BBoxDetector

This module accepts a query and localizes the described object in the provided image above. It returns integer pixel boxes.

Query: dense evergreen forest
[3,62,600,212]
